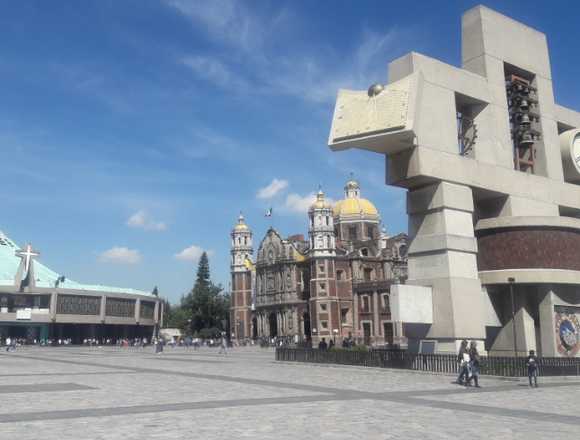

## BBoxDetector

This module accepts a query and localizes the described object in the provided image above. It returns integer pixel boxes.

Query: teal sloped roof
[0,231,151,296]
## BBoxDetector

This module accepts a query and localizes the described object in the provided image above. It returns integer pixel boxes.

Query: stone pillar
[407,181,485,353]
[373,291,380,343]
[135,299,141,324]
[100,296,107,323]
[50,292,58,320]
[539,289,556,357]
[353,294,359,339]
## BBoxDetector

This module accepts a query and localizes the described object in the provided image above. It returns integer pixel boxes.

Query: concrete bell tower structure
[308,189,338,344]
[230,213,253,341]
[328,6,580,356]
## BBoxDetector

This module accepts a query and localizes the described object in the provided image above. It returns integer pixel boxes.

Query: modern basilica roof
[0,230,151,296]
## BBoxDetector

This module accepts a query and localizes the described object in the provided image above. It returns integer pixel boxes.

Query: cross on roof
[16,243,40,275]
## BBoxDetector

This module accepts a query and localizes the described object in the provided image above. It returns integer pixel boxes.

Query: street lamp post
[508,277,518,357]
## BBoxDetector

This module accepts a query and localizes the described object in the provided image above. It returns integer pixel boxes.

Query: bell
[519,131,534,146]
[520,113,531,126]
[519,99,529,110]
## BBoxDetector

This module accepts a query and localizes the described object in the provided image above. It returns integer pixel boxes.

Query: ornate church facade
[230,179,408,346]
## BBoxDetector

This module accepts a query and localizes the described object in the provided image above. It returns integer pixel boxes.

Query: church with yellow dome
[230,178,408,346]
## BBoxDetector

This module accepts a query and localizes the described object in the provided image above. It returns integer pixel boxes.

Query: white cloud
[175,245,214,263]
[283,192,335,214]
[181,55,250,91]
[98,247,141,265]
[257,178,288,199]
[126,210,167,231]
[166,0,267,53]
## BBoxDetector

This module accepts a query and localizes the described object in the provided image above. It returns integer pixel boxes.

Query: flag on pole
[265,207,273,217]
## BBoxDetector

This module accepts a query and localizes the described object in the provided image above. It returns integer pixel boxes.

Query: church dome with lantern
[309,188,333,211]
[233,213,250,231]
[333,179,379,219]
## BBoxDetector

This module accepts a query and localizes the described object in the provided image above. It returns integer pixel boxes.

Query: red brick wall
[477,228,580,271]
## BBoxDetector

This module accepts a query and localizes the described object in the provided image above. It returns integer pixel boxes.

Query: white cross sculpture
[16,243,40,275]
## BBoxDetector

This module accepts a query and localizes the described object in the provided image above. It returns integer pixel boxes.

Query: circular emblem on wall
[555,312,580,357]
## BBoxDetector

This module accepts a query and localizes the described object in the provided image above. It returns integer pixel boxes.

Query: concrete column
[407,181,485,352]
[260,314,265,336]
[135,299,141,324]
[353,294,359,337]
[100,296,106,323]
[50,292,58,320]
[373,291,380,341]
[539,289,556,357]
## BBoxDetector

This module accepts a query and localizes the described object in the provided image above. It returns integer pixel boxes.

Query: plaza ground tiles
[1,347,579,439]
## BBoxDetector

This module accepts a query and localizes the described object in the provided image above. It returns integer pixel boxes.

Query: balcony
[352,280,392,293]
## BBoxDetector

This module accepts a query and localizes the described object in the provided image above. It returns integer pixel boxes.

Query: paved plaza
[0,347,579,439]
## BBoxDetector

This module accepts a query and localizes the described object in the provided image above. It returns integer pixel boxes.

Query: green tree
[182,252,230,335]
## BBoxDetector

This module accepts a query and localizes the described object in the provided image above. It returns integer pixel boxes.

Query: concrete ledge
[476,216,580,232]
[479,269,580,285]
[407,181,474,214]
[389,146,580,210]
[409,234,478,254]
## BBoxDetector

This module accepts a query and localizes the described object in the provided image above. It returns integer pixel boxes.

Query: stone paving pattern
[0,346,579,439]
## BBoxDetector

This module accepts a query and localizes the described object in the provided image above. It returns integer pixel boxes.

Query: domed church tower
[308,189,338,344]
[230,213,253,341]
[333,178,380,242]
[308,189,335,258]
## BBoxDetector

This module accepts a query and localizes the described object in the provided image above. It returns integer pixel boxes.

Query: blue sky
[1,1,579,303]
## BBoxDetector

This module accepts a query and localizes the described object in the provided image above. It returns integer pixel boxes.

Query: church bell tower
[308,190,338,344]
[230,213,253,341]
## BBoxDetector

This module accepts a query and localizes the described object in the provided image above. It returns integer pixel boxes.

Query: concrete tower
[230,213,253,341]
[308,190,338,344]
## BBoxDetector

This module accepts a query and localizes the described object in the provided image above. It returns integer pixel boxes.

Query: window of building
[319,265,325,275]
[320,303,327,312]
[363,267,373,281]
[367,225,375,239]
[362,295,370,312]
[341,308,349,324]
[336,270,344,281]
[361,248,369,257]
[325,216,330,226]
[320,320,328,329]
[381,294,391,313]
[349,226,357,241]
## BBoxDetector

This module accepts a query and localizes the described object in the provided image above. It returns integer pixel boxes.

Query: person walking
[218,335,227,355]
[318,338,328,351]
[526,349,539,388]
[467,341,481,388]
[455,340,470,385]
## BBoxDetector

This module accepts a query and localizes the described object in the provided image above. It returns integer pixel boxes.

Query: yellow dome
[234,223,249,231]
[333,198,378,217]
[233,213,250,231]
[309,190,332,211]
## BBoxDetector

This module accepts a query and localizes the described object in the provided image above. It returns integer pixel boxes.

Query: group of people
[456,340,540,388]
[456,340,482,387]
[317,337,335,351]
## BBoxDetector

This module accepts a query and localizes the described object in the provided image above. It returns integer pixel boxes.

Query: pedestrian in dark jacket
[467,341,481,388]
[318,338,328,351]
[526,350,539,388]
